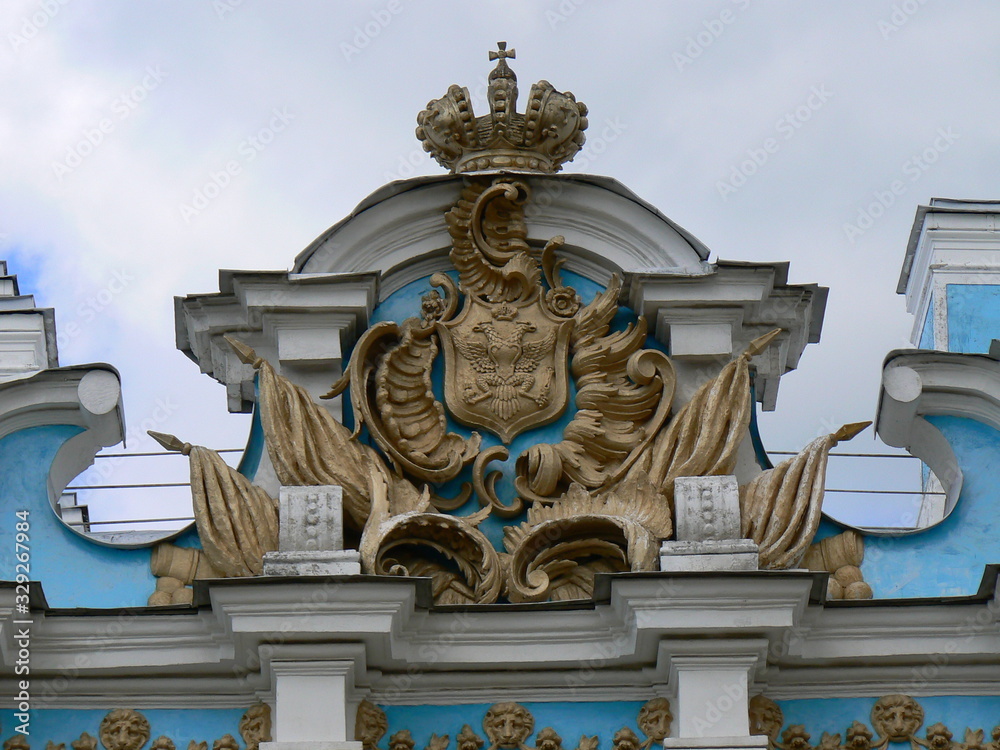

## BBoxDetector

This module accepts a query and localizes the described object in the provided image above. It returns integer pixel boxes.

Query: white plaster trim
[293,175,709,280]
[875,349,1000,534]
[0,365,127,546]
[4,574,1000,708]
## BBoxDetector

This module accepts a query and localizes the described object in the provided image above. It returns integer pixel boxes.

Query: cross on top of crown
[489,41,515,63]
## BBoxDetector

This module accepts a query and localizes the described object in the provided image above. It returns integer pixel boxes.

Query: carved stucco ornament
[351,699,666,750]
[754,694,1000,750]
[166,106,865,604]
[741,421,871,570]
[239,703,272,750]
[750,695,785,743]
[636,698,673,748]
[99,709,150,750]
[870,694,925,744]
[357,699,391,750]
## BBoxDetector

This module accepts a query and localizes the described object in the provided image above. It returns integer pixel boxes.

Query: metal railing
[62,448,937,533]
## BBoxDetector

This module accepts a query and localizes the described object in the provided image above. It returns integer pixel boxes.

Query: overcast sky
[3,1,998,530]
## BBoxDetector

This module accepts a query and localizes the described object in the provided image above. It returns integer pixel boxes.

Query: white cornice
[4,572,1000,708]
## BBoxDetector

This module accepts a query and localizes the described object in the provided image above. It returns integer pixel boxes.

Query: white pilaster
[267,658,364,745]
[664,652,768,750]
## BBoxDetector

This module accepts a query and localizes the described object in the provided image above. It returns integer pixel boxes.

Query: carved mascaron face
[484,702,535,748]
[748,695,784,741]
[239,704,272,745]
[100,709,151,750]
[871,695,924,742]
[637,698,673,741]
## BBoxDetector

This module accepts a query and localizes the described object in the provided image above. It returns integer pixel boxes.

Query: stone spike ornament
[416,42,589,173]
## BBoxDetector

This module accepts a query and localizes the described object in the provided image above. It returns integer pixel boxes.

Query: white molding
[176,272,378,411]
[292,174,710,287]
[5,573,1000,709]
[0,365,126,545]
[875,348,1000,534]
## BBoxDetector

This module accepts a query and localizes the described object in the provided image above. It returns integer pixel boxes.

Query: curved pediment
[293,173,711,299]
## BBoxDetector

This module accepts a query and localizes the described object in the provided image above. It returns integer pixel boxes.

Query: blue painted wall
[919,303,935,349]
[776,696,1000,742]
[946,284,1000,353]
[862,416,1000,598]
[379,701,646,750]
[0,708,246,745]
[0,425,155,608]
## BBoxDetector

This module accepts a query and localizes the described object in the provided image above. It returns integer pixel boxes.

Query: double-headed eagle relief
[150,44,870,607]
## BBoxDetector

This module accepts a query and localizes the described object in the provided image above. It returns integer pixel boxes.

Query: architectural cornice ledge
[876,347,1000,532]
[3,569,999,707]
[175,270,379,411]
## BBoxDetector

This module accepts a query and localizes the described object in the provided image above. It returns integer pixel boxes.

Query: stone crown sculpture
[416,41,589,174]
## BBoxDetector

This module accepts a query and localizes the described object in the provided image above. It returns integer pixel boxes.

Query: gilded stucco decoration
[801,530,873,601]
[155,45,868,606]
[11,710,267,750]
[416,42,588,174]
[636,698,674,747]
[741,421,870,570]
[99,710,150,750]
[350,699,668,750]
[357,700,391,750]
[239,704,272,750]
[157,170,851,604]
[754,694,1000,750]
[750,695,785,743]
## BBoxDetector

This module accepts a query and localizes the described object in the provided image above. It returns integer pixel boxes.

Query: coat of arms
[154,45,860,609]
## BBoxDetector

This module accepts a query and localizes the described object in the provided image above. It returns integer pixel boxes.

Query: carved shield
[437,296,572,443]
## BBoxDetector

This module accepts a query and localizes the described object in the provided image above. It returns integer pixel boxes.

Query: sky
[3,0,998,532]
